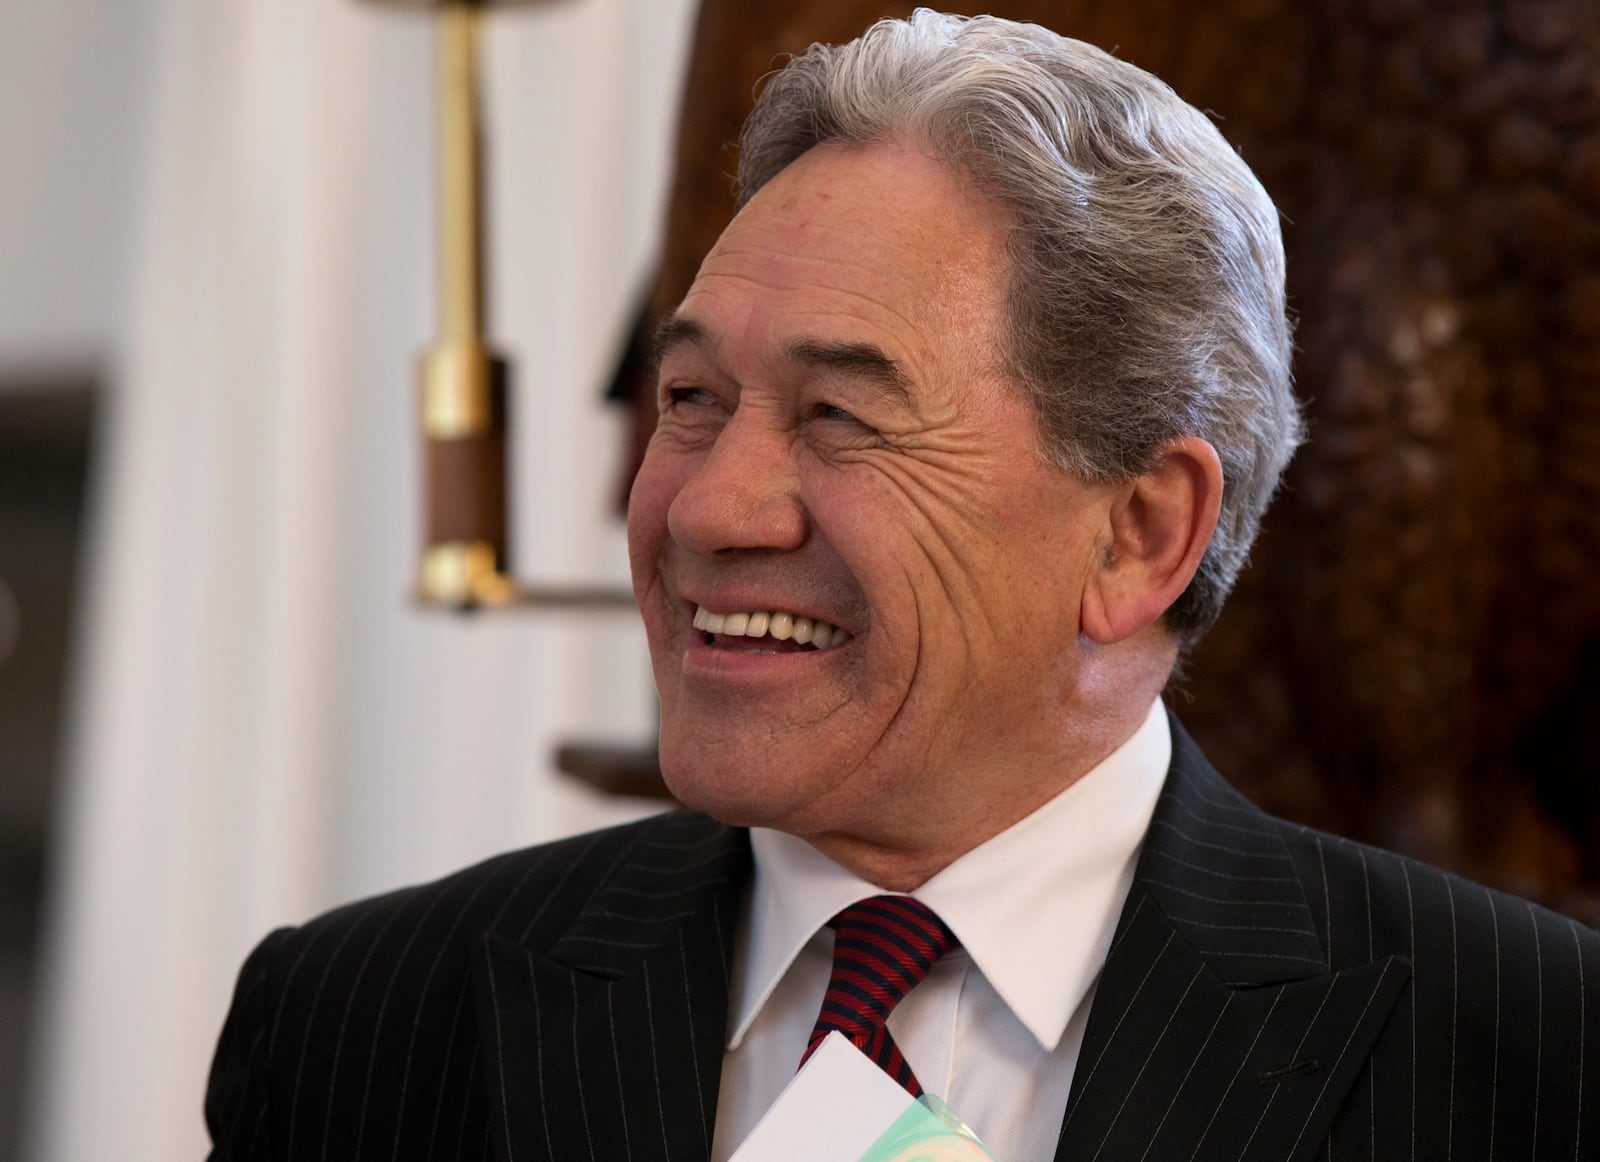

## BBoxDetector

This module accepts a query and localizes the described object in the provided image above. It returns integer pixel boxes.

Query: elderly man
[207,12,1600,1161]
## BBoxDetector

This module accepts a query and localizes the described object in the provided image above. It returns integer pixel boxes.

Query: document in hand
[729,1032,999,1161]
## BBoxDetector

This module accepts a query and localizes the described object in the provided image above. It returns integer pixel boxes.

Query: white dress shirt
[710,699,1171,1162]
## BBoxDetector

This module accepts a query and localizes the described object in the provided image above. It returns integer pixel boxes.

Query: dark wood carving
[619,0,1600,918]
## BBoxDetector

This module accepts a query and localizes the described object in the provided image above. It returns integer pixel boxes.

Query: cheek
[627,464,689,644]
[826,472,1087,678]
[818,472,994,617]
[626,454,681,568]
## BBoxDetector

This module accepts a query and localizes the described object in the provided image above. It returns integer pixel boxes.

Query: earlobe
[1080,437,1224,645]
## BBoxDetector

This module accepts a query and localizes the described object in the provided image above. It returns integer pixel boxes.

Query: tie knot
[828,896,958,1009]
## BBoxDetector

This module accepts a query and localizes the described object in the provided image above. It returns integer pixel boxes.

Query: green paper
[857,1093,1000,1161]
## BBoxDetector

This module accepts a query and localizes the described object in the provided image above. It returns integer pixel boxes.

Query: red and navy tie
[799,895,959,1097]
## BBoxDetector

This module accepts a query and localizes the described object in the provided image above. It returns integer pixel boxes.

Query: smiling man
[207,12,1600,1162]
[633,141,1186,891]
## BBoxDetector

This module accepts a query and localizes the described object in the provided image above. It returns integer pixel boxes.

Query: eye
[805,401,883,446]
[662,385,718,411]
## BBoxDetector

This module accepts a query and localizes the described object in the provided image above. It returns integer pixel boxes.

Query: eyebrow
[650,313,713,370]
[785,338,914,408]
[651,312,916,410]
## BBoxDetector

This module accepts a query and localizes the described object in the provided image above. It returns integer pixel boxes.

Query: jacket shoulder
[206,810,744,1159]
[1161,715,1600,972]
[294,808,738,952]
[1273,814,1600,1153]
[1156,722,1600,1154]
[1272,814,1600,974]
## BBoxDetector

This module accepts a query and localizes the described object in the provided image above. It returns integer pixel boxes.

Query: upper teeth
[693,605,851,649]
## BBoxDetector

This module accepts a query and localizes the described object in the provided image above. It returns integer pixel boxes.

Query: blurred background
[4,0,1599,1158]
[3,0,693,1157]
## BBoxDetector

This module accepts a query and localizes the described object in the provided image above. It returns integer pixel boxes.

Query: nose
[666,409,808,557]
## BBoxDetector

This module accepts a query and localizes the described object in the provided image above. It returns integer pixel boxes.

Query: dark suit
[207,721,1600,1160]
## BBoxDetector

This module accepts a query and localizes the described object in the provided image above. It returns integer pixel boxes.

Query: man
[206,12,1600,1161]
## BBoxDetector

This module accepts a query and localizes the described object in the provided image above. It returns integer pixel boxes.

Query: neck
[804,687,1170,890]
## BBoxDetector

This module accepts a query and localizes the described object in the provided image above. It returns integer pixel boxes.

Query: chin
[657,743,816,831]
[658,743,754,815]
[661,770,774,829]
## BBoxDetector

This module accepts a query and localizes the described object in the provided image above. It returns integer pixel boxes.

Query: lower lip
[681,630,853,677]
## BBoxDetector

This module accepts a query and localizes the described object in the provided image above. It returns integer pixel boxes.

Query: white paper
[729,1033,917,1162]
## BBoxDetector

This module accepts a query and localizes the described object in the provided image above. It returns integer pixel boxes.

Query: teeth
[693,606,851,648]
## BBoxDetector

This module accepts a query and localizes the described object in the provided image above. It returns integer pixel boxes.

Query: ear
[1080,436,1224,645]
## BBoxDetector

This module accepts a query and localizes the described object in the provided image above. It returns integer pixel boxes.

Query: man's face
[628,143,1117,852]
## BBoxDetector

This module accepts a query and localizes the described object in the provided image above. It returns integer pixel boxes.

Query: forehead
[668,143,1015,386]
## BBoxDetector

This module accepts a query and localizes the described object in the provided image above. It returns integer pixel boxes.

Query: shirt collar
[728,699,1171,1053]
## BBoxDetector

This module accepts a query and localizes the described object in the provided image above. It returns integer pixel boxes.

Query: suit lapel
[1055,718,1410,1162]
[472,813,750,1162]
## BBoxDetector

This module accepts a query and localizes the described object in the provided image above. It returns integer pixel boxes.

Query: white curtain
[26,0,697,1158]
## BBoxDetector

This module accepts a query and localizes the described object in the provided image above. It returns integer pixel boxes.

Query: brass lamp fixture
[364,0,635,611]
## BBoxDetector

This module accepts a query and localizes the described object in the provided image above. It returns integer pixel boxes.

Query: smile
[692,605,853,651]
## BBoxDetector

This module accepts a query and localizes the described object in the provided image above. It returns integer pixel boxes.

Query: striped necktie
[799,895,959,1097]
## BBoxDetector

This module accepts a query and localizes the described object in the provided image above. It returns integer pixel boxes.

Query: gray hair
[736,9,1303,641]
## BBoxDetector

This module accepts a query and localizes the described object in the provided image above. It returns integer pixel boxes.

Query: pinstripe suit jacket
[206,721,1600,1160]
